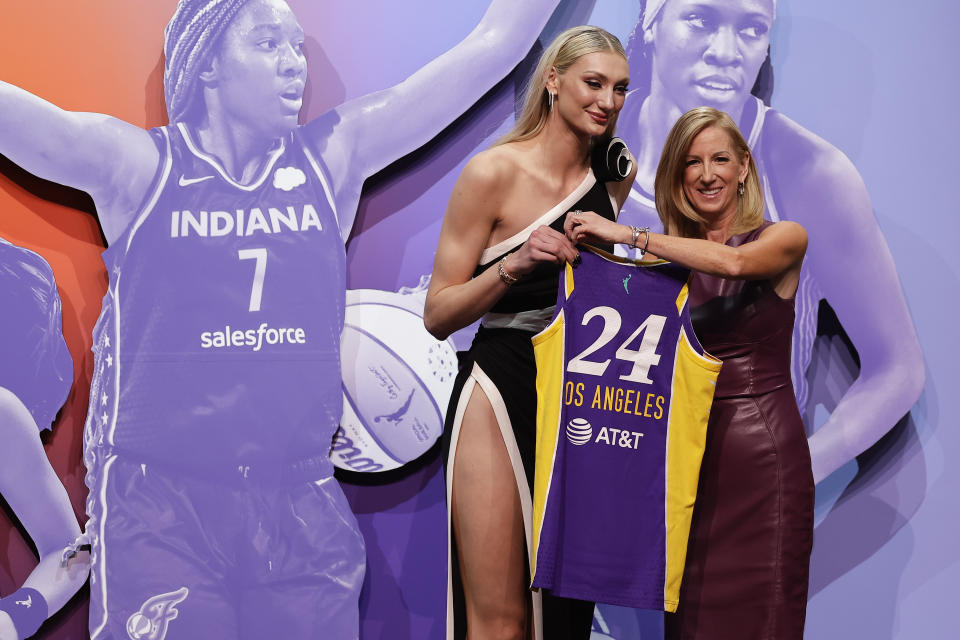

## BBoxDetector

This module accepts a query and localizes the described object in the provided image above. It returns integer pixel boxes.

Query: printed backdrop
[0,1,956,638]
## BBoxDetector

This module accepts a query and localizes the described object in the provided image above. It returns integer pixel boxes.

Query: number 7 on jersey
[238,248,267,312]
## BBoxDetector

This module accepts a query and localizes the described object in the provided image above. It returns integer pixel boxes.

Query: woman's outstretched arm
[0,81,156,244]
[565,212,808,296]
[303,0,560,237]
[0,388,88,640]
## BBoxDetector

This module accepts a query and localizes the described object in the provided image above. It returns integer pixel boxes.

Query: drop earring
[737,181,744,197]
[548,91,554,110]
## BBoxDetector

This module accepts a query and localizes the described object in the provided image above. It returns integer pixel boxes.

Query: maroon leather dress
[665,224,814,640]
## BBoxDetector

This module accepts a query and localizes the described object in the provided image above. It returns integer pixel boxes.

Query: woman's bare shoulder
[458,144,526,191]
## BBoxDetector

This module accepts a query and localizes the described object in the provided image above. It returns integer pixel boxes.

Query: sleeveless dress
[665,224,814,640]
[441,170,618,640]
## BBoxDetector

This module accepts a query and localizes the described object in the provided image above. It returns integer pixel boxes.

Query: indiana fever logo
[126,587,189,640]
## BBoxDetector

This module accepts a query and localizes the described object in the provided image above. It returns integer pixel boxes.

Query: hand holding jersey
[565,209,637,250]
[503,225,581,276]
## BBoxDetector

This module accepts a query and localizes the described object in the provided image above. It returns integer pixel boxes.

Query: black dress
[440,170,617,640]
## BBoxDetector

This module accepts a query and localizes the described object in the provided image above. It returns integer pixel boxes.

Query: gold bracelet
[498,256,519,285]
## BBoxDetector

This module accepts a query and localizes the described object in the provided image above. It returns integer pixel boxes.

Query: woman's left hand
[564,210,630,246]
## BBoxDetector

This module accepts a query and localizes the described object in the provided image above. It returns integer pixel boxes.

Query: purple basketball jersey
[531,247,721,611]
[84,123,344,470]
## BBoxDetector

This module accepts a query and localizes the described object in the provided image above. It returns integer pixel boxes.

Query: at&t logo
[566,418,593,445]
[565,417,644,450]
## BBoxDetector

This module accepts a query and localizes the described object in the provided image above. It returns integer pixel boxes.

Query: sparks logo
[566,418,593,445]
[273,166,306,191]
[126,587,189,640]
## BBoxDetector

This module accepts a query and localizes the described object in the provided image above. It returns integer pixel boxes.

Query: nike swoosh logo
[178,175,215,187]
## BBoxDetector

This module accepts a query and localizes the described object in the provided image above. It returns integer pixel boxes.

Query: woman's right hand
[564,209,631,247]
[563,211,633,249]
[506,225,581,276]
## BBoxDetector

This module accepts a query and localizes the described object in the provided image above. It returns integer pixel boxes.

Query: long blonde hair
[496,26,626,147]
[654,107,764,238]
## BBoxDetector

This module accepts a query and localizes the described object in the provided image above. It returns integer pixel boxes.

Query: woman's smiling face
[648,0,774,111]
[682,124,749,222]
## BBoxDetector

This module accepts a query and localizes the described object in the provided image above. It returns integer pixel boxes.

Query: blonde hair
[496,26,626,146]
[654,107,764,238]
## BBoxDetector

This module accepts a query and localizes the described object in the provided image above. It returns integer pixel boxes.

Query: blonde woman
[566,106,812,639]
[425,26,633,640]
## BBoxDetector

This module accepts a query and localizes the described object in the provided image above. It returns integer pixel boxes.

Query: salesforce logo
[566,418,593,446]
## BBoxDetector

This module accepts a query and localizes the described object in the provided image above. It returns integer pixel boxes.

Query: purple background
[0,0,954,638]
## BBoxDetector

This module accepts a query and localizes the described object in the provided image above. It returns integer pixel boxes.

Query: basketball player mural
[0,0,560,637]
[0,238,88,640]
[612,0,924,484]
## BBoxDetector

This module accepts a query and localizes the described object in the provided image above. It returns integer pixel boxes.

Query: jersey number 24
[566,306,667,384]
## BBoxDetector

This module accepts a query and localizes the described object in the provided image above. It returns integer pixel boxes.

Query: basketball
[333,281,458,472]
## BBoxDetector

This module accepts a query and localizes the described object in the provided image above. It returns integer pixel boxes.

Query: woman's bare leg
[452,385,529,640]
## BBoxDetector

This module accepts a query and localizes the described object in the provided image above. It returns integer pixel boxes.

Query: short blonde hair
[497,26,626,146]
[654,107,764,238]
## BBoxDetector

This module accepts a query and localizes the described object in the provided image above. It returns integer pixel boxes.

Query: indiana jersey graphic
[125,587,189,640]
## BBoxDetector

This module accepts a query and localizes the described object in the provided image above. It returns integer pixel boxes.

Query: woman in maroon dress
[564,106,813,640]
